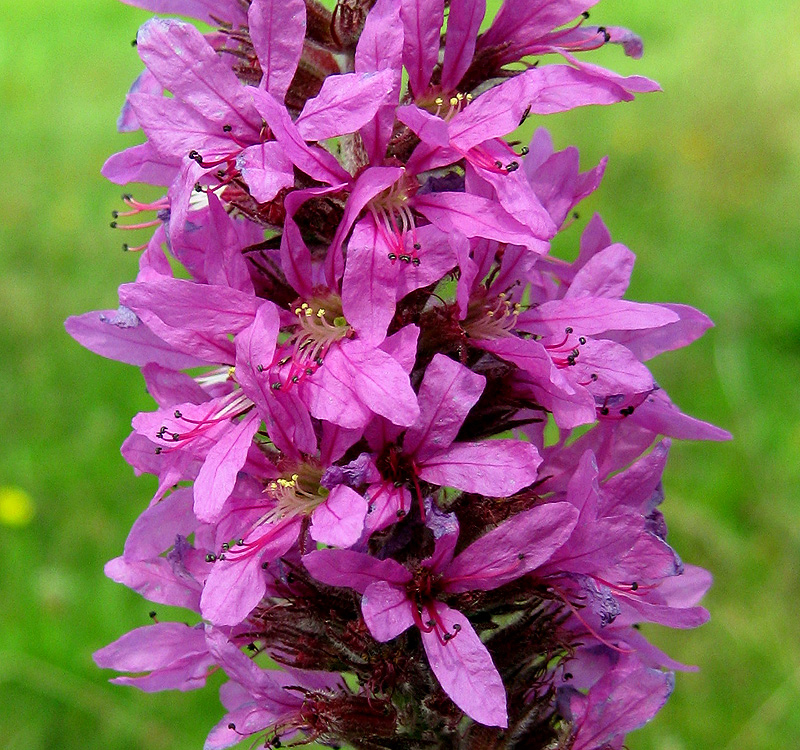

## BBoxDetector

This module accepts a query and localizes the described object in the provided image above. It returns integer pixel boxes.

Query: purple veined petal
[418,439,541,496]
[363,481,412,534]
[101,142,179,186]
[310,485,368,548]
[572,338,656,395]
[404,353,484,461]
[142,362,209,409]
[361,580,416,641]
[104,556,202,610]
[119,69,162,132]
[296,70,395,142]
[111,661,210,693]
[249,87,351,186]
[301,354,372,430]
[120,0,247,26]
[354,0,403,161]
[237,142,295,204]
[565,243,635,300]
[320,423,364,467]
[400,0,445,98]
[303,549,411,593]
[379,324,420,375]
[94,621,207,673]
[328,165,404,285]
[556,50,660,95]
[193,411,261,523]
[337,341,421,427]
[444,501,579,593]
[605,303,714,362]
[201,519,299,625]
[249,0,306,102]
[65,309,206,369]
[420,602,508,727]
[440,0,485,92]
[136,19,260,138]
[570,660,674,750]
[414,192,549,253]
[124,486,196,560]
[518,297,680,337]
[627,388,732,441]
[396,105,451,148]
[341,215,401,346]
[477,0,598,53]
[203,192,255,294]
[280,187,330,297]
[601,439,670,516]
[525,63,639,114]
[128,93,237,162]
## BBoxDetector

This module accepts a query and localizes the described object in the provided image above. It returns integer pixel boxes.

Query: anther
[590,373,598,381]
[387,252,397,261]
[452,623,461,632]
[411,257,421,266]
[291,375,299,383]
[565,326,573,334]
[630,581,639,591]
[109,221,117,229]
[600,407,609,416]
[597,26,611,42]
[505,161,519,172]
[256,364,264,372]
[188,149,202,163]
[494,160,503,168]
[578,336,587,345]
[518,553,525,560]
[205,553,217,562]
[399,254,411,263]
[228,723,236,730]
[149,610,157,619]
[520,146,529,155]
[581,10,590,18]
[271,382,282,390]
[565,671,574,680]
[222,124,232,132]
[174,410,183,418]
[413,242,421,250]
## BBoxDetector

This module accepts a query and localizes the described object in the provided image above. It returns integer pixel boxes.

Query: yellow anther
[227,366,236,378]
[316,309,326,318]
[304,308,313,317]
[498,292,506,299]
[435,96,444,106]
[486,310,495,317]
[291,473,299,482]
[466,93,473,101]
[294,307,302,315]
[449,96,459,106]
[456,93,465,101]
[513,303,522,312]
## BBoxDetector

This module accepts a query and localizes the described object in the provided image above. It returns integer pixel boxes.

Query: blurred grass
[1,0,798,748]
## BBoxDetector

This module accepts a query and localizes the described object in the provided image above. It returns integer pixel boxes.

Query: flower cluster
[69,0,729,747]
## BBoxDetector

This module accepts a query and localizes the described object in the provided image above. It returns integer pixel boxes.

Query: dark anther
[155,446,163,454]
[452,623,461,632]
[519,105,531,125]
[565,326,573,334]
[506,161,519,172]
[412,257,421,266]
[111,210,119,219]
[495,160,504,168]
[271,382,282,390]
[573,211,580,219]
[256,364,264,372]
[156,427,166,438]
[518,553,525,560]
[222,542,230,551]
[566,355,575,366]
[396,509,406,517]
[247,642,257,651]
[174,410,183,418]
[630,581,639,591]
[394,481,404,488]
[520,146,529,155]
[109,221,117,229]
[315,357,324,366]
[216,170,225,179]
[443,632,453,641]
[122,243,130,252]
[222,124,232,132]
[286,573,295,583]
[149,610,157,619]
[121,193,132,201]
[581,10,590,18]
[205,553,217,562]
[291,375,299,383]
[228,723,237,730]
[620,405,635,417]
[600,407,609,416]
[262,561,269,569]
[413,242,421,250]
[591,373,598,381]
[399,254,411,263]
[218,553,226,560]
[387,252,397,261]
[565,671,573,679]
[131,38,138,46]
[188,149,202,162]
[194,184,204,193]
[578,336,587,345]
[237,538,244,546]
[597,26,611,42]
[273,740,282,748]
[171,432,180,441]
[305,368,314,376]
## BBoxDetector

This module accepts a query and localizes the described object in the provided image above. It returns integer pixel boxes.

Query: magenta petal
[249,0,306,102]
[400,0,444,97]
[237,142,294,203]
[361,581,416,641]
[303,549,411,593]
[193,412,261,523]
[420,603,508,727]
[440,0,485,91]
[444,501,579,593]
[94,621,206,672]
[102,142,179,186]
[404,353,484,460]
[296,70,394,141]
[124,486,196,560]
[136,19,260,137]
[418,439,541,495]
[310,485,368,548]
[104,557,201,610]
[565,243,635,299]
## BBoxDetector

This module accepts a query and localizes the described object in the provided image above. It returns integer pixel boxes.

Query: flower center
[463,292,521,340]
[263,464,328,523]
[367,174,423,263]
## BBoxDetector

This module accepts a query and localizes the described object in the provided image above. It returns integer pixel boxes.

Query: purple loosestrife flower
[74,0,731,747]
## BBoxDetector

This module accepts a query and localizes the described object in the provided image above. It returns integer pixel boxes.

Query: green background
[1,0,798,747]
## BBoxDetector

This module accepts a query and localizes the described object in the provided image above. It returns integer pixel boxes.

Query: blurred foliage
[1,0,798,748]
